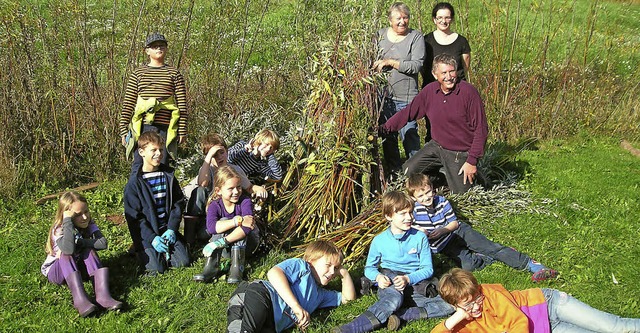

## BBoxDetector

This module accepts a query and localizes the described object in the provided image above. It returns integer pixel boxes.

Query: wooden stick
[35,182,100,205]
[621,140,640,158]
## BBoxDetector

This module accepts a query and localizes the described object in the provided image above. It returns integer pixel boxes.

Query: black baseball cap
[145,32,167,47]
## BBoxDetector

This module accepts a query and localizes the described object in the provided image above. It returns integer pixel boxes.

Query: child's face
[139,143,163,171]
[386,207,413,234]
[212,145,228,166]
[456,292,485,318]
[308,255,340,286]
[68,201,91,229]
[411,185,434,207]
[145,42,167,62]
[216,177,242,204]
[255,143,274,157]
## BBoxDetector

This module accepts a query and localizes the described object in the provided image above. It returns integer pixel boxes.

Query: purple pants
[47,249,102,285]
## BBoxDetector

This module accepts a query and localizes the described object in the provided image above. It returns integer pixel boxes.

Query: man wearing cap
[119,32,188,170]
[382,53,488,194]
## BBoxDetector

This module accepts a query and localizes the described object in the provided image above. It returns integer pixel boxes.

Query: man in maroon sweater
[382,53,488,194]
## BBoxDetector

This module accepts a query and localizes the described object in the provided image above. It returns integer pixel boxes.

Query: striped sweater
[119,64,188,137]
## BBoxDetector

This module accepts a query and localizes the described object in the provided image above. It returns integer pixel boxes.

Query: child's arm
[262,154,283,182]
[77,226,108,250]
[267,266,311,330]
[173,70,188,144]
[227,141,248,164]
[119,71,139,146]
[428,220,459,240]
[338,267,356,304]
[167,176,185,234]
[364,238,393,289]
[56,216,78,255]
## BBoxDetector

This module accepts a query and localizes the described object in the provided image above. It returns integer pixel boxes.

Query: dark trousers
[403,140,477,194]
[140,235,190,274]
[379,99,421,175]
[227,281,277,333]
[442,222,530,271]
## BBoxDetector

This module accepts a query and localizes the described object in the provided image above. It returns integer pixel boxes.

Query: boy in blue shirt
[332,191,454,333]
[226,240,355,332]
[407,173,558,282]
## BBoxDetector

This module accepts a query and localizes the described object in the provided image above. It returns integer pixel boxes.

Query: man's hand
[458,162,477,185]
[375,274,392,289]
[392,275,409,291]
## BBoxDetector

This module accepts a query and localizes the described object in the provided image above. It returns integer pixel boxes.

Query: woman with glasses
[433,268,640,332]
[421,2,471,88]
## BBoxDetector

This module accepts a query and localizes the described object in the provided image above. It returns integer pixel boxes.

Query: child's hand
[376,274,392,289]
[251,185,268,199]
[338,266,350,279]
[428,227,450,240]
[63,210,76,219]
[206,145,225,166]
[292,306,310,330]
[392,275,409,291]
[241,216,255,230]
[256,143,274,158]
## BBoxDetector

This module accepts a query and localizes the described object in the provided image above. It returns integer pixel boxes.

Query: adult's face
[388,10,410,36]
[433,8,453,32]
[432,62,457,94]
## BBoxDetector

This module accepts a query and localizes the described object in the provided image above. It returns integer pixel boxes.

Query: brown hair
[137,130,165,150]
[432,53,458,73]
[201,133,228,155]
[438,268,480,305]
[46,191,88,255]
[252,129,280,151]
[406,173,433,196]
[303,240,343,266]
[382,191,414,218]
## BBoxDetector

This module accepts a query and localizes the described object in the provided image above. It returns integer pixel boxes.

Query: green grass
[1,136,639,331]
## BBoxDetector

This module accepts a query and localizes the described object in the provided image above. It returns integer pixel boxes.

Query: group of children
[40,31,639,331]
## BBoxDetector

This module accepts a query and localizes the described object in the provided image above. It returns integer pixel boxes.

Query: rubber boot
[183,215,200,248]
[387,307,428,331]
[65,271,98,317]
[331,311,381,333]
[227,245,245,284]
[193,249,221,283]
[93,267,124,311]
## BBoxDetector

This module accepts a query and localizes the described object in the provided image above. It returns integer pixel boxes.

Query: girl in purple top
[193,165,259,283]
[41,191,122,317]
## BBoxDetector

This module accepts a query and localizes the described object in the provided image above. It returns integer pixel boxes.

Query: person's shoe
[386,314,401,331]
[531,268,559,282]
[227,245,246,284]
[92,267,124,310]
[193,249,221,283]
[65,271,98,317]
[331,311,381,333]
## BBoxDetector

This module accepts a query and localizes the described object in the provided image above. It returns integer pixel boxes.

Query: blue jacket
[124,164,184,249]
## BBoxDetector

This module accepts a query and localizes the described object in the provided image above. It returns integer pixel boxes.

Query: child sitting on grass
[42,191,123,317]
[226,240,355,332]
[332,191,454,333]
[407,173,558,282]
[227,128,283,183]
[193,166,259,284]
[433,268,640,332]
[124,130,190,275]
[183,133,268,247]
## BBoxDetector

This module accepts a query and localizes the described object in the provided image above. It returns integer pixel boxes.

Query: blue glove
[161,229,176,245]
[152,236,169,253]
[202,238,227,257]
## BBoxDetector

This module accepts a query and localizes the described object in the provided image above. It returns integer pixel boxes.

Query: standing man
[382,53,488,193]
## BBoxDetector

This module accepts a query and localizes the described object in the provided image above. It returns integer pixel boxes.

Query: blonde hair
[388,2,411,19]
[252,129,280,151]
[382,191,414,218]
[438,268,480,305]
[45,191,87,255]
[201,133,228,155]
[206,165,242,207]
[303,240,343,266]
[138,130,165,150]
[406,173,432,196]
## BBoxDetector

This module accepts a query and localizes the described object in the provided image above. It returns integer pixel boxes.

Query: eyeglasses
[147,44,167,50]
[435,16,453,22]
[458,293,484,312]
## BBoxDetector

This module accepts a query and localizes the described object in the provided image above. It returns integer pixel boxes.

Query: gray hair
[432,53,458,72]
[388,2,411,19]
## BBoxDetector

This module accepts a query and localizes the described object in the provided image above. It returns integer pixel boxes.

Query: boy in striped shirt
[120,32,188,170]
[227,129,283,183]
[407,173,558,282]
[124,131,189,275]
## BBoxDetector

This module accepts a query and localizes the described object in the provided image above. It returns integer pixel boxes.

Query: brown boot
[93,267,123,311]
[65,271,98,317]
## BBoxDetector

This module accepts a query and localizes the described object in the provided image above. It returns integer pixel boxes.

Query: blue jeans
[543,288,640,332]
[367,274,454,323]
[380,99,421,174]
[442,222,530,271]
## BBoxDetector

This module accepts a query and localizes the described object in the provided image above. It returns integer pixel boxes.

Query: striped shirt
[227,140,283,181]
[142,171,168,221]
[119,64,188,137]
[412,196,458,253]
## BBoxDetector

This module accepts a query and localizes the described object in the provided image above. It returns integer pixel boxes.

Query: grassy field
[1,136,638,331]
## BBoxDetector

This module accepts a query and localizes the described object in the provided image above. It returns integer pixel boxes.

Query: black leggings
[227,281,276,333]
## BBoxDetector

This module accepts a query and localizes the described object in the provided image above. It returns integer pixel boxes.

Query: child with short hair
[183,133,268,246]
[119,32,188,170]
[41,191,123,317]
[124,130,189,275]
[227,240,356,332]
[406,173,558,282]
[333,191,454,333]
[193,166,259,283]
[227,128,283,182]
[433,268,640,332]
